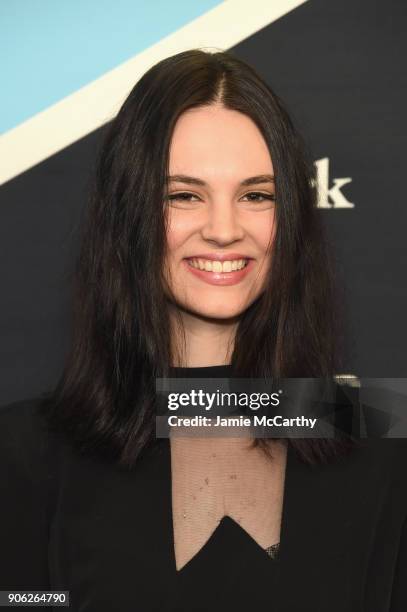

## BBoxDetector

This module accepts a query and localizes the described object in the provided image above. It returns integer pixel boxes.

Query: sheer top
[168,363,286,570]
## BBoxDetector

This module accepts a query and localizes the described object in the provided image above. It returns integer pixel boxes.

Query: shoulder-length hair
[39,49,353,468]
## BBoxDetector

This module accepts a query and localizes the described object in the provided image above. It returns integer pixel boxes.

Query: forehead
[168,105,273,180]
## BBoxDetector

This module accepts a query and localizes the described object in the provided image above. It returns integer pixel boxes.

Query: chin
[185,298,249,321]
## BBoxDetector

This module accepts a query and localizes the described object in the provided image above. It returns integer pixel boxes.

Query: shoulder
[333,381,407,474]
[0,395,47,436]
[0,398,70,589]
[351,437,407,469]
[340,437,407,515]
[0,396,66,484]
[0,396,51,450]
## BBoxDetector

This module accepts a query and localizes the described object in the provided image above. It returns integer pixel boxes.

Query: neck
[169,305,239,367]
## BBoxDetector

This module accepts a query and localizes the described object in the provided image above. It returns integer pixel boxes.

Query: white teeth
[187,258,249,272]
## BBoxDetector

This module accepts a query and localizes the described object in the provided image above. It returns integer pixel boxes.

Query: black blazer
[0,395,406,611]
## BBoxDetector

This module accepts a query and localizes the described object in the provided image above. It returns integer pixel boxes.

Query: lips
[184,253,253,262]
[182,256,255,286]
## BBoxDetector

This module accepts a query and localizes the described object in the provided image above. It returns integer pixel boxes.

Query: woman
[0,49,406,611]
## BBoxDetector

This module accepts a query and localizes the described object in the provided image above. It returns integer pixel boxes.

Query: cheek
[248,211,276,254]
[165,211,197,255]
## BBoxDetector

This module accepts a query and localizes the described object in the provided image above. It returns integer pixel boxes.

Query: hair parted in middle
[39,48,351,469]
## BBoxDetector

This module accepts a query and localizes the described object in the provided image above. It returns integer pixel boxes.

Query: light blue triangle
[0,0,222,134]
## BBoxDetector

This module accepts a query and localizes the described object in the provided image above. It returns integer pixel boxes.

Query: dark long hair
[39,49,353,469]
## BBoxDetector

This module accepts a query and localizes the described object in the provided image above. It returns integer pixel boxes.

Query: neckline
[163,437,293,576]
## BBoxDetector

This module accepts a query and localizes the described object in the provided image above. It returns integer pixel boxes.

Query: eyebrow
[167,174,275,186]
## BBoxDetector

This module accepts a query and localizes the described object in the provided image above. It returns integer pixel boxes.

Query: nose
[200,198,245,246]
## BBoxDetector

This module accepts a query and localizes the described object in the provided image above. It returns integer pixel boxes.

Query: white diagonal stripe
[0,0,308,185]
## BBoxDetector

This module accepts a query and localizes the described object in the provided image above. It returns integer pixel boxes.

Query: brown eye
[242,192,276,203]
[166,192,200,202]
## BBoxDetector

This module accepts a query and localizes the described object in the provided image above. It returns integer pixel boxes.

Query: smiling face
[163,104,276,321]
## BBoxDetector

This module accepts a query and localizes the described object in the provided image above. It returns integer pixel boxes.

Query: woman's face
[164,104,276,320]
